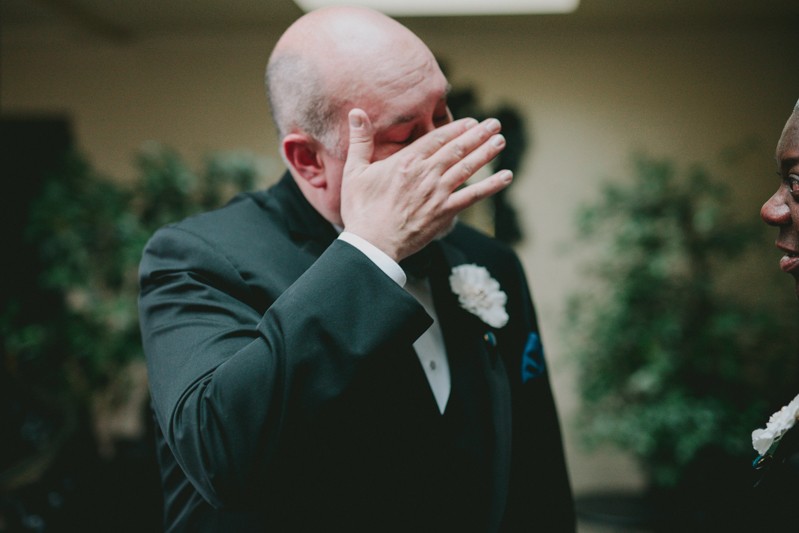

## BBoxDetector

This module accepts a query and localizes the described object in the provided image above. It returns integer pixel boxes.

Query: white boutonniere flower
[752,393,799,456]
[449,264,509,328]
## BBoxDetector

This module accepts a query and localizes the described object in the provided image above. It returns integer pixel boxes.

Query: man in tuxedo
[139,6,574,532]
[751,97,799,529]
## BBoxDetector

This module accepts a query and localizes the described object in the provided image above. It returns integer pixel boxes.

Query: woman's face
[761,109,799,299]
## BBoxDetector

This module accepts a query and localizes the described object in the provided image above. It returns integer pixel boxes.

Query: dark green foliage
[567,155,799,489]
[2,144,258,401]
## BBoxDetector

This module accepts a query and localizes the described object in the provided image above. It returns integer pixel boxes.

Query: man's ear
[283,133,326,188]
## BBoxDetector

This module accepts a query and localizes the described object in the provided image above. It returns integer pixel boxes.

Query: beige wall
[3,18,797,496]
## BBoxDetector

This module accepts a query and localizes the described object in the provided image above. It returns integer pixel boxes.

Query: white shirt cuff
[337,231,406,287]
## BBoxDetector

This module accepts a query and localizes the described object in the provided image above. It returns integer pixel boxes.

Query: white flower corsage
[449,264,509,328]
[751,393,799,456]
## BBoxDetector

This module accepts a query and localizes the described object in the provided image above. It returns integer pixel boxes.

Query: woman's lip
[779,253,799,274]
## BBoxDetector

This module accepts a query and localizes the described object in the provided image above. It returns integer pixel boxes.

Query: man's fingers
[445,170,513,213]
[345,109,374,173]
[413,117,480,158]
[426,118,503,177]
[442,132,506,190]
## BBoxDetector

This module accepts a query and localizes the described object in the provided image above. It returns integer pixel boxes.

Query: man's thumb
[346,109,373,170]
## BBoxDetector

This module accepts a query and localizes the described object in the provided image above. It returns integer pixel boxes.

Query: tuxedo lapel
[429,238,513,531]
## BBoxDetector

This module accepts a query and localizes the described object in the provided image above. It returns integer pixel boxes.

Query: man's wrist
[337,231,406,287]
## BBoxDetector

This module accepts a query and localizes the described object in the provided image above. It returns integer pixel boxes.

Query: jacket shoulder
[167,190,274,237]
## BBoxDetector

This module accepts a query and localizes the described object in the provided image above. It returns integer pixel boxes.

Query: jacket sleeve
[138,225,431,508]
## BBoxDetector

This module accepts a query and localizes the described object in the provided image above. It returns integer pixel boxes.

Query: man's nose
[761,190,791,226]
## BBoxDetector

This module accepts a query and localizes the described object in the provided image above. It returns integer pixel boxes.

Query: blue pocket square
[521,332,546,384]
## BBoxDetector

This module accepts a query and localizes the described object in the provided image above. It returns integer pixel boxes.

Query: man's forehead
[777,113,799,161]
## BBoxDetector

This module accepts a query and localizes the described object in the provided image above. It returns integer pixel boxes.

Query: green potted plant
[1,143,260,526]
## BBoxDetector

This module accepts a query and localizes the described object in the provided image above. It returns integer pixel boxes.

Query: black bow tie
[400,243,437,279]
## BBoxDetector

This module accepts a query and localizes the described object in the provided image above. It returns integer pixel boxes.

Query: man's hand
[340,108,513,262]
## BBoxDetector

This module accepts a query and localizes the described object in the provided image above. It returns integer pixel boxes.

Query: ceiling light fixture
[293,0,580,17]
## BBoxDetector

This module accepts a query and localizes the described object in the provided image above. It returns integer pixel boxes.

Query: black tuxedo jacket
[751,424,799,529]
[139,173,574,532]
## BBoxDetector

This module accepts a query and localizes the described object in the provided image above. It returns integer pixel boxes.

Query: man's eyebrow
[388,113,417,127]
[387,85,452,127]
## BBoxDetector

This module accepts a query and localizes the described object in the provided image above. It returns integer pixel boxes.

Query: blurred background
[2,1,798,531]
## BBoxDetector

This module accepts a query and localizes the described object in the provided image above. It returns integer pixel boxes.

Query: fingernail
[491,134,505,147]
[484,118,501,133]
[349,112,363,128]
[500,170,513,183]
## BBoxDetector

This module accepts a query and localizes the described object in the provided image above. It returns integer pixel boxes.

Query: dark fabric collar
[267,171,339,254]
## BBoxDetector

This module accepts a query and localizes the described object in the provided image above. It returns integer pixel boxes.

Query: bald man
[139,7,574,532]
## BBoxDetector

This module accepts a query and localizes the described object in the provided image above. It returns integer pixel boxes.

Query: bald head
[266,6,437,153]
